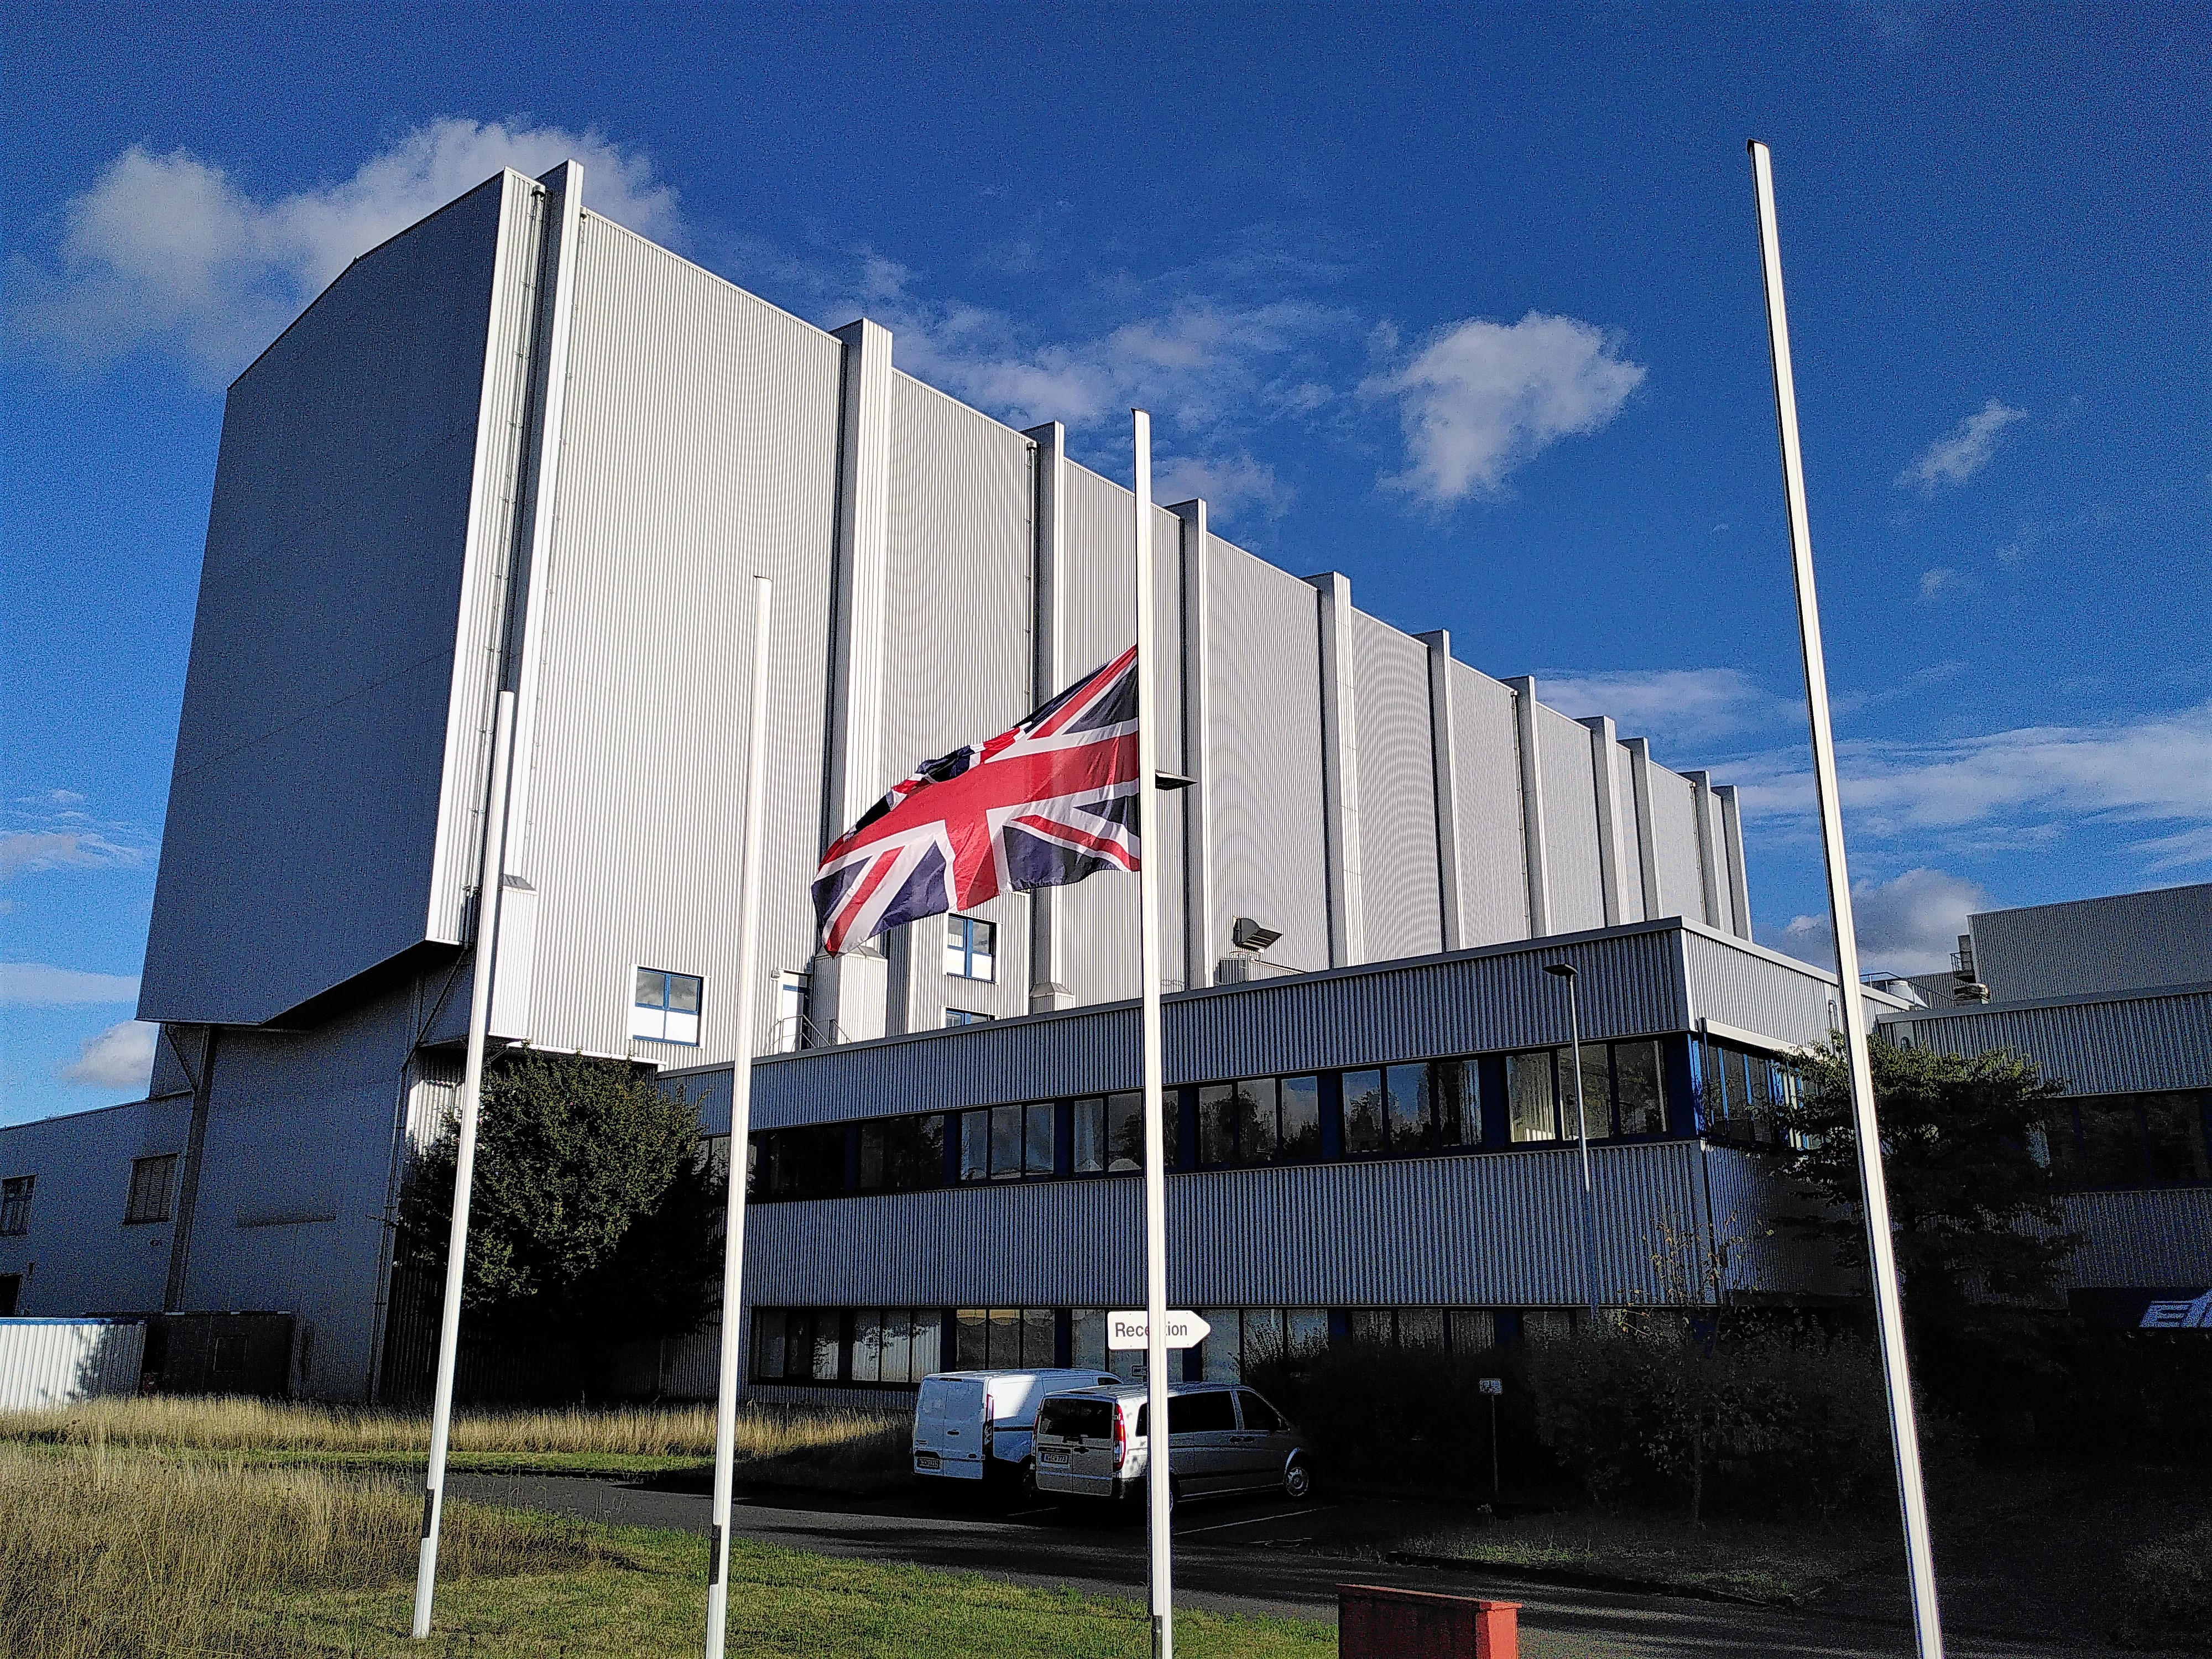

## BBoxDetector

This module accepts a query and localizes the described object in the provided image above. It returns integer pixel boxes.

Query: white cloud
[1360,312,1645,507]
[1772,867,1990,977]
[1918,566,1970,599]
[1535,667,1796,753]
[62,1020,158,1091]
[1153,452,1292,521]
[1727,701,2212,868]
[1897,398,2026,491]
[11,118,679,380]
[0,829,145,879]
[2,962,142,1005]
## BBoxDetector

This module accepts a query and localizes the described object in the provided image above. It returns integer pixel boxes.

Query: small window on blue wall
[631,968,703,1044]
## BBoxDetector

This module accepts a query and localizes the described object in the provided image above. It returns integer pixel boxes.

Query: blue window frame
[944,1007,992,1027]
[945,915,997,981]
[630,967,703,1045]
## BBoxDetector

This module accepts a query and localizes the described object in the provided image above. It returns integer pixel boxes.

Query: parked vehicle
[911,1369,1118,1487]
[1030,1381,1312,1505]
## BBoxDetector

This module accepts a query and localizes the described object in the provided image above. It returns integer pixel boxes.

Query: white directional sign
[1107,1310,1212,1351]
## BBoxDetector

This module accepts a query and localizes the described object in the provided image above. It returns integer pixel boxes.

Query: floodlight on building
[1231,917,1281,953]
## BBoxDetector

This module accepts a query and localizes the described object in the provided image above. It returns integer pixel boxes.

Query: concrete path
[449,1472,2101,1658]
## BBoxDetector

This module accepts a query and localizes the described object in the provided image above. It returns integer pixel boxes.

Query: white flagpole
[705,576,776,1659]
[1748,139,1944,1659]
[1131,409,1174,1659]
[413,687,517,1639]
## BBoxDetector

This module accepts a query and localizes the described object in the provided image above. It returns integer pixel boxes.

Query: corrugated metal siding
[0,1321,147,1409]
[1448,663,1528,947]
[1207,541,1329,977]
[513,213,841,1062]
[1536,706,1604,935]
[1887,989,2212,1094]
[1972,884,2212,1004]
[428,173,551,946]
[1349,613,1442,962]
[1646,768,1703,926]
[696,923,1692,1129]
[740,1140,1708,1309]
[141,176,509,1026]
[2054,1188,2212,1288]
[1053,468,1186,1000]
[1698,1146,1859,1297]
[1700,787,1729,927]
[1682,926,1843,1050]
[881,373,1036,1020]
[1613,744,1646,925]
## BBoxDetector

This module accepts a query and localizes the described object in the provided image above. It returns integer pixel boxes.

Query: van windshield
[1036,1398,1114,1440]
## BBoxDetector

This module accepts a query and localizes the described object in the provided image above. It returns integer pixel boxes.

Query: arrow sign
[1107,1310,1211,1352]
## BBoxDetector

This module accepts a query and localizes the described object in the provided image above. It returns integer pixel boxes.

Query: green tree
[400,1052,722,1372]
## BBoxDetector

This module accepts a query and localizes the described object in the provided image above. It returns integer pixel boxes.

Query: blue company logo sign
[2138,1288,2212,1330]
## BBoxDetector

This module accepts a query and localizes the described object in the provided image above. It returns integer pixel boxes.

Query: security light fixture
[1543,962,1577,980]
[1232,917,1282,953]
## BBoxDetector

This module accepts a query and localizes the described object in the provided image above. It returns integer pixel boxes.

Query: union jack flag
[812,647,1142,955]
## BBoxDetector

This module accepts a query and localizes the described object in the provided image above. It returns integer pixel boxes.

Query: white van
[911,1369,1118,1488]
[1031,1381,1312,1505]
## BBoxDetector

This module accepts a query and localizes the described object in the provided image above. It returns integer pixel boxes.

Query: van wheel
[1282,1459,1312,1501]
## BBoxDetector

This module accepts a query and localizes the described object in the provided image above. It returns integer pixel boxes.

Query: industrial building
[1,161,2204,1399]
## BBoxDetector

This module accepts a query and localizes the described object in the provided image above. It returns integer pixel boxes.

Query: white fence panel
[0,1318,147,1410]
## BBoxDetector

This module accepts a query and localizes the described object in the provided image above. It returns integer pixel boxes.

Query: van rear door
[914,1376,988,1478]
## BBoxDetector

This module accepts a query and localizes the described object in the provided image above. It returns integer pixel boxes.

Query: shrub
[2115,1519,2212,1651]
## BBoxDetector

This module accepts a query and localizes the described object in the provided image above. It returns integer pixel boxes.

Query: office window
[1023,1103,1055,1175]
[1343,1068,1386,1155]
[1198,1079,1280,1168]
[2143,1092,2211,1183]
[1198,1083,1239,1167]
[858,1115,944,1193]
[2078,1098,2144,1187]
[1199,1309,1241,1381]
[1398,1308,1446,1350]
[944,1008,993,1027]
[124,1154,176,1224]
[630,967,702,1044]
[1447,1308,1496,1354]
[1430,1060,1473,1150]
[775,970,811,1052]
[955,1306,1056,1370]
[751,1125,846,1201]
[851,1309,941,1385]
[988,1104,1024,1180]
[1072,1098,1108,1174]
[0,1175,32,1237]
[946,915,997,981]
[1348,1308,1394,1346]
[1279,1076,1322,1160]
[958,1110,991,1182]
[1559,1044,1610,1140]
[1383,1066,1428,1150]
[1507,1051,1558,1142]
[1071,1308,1108,1371]
[1614,1041,1667,1136]
[1105,1091,1150,1171]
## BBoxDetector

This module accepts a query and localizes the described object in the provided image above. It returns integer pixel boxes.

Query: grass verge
[0,1395,910,1488]
[0,1443,1328,1658]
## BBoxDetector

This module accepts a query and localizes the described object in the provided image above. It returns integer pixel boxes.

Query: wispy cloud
[9,118,680,382]
[1535,667,1797,754]
[1,962,143,1005]
[1155,452,1292,520]
[62,1019,158,1091]
[1918,566,1976,600]
[1728,701,2212,868]
[4,789,155,879]
[1897,397,2026,491]
[1360,312,1645,507]
[1770,867,1990,977]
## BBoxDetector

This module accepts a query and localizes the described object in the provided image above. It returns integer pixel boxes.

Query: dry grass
[0,1442,613,1658]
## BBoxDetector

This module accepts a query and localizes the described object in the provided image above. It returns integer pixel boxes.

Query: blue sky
[3,3,2206,1124]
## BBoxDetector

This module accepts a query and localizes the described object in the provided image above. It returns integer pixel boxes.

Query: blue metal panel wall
[510,213,842,1062]
[141,175,512,1026]
[1697,1145,1860,1297]
[1536,705,1605,934]
[1447,663,1529,947]
[1349,613,1442,962]
[1886,989,2211,1094]
[1971,884,2212,1004]
[741,1139,1708,1309]
[1207,541,1329,976]
[881,373,1036,1020]
[2054,1188,2212,1288]
[0,1098,191,1318]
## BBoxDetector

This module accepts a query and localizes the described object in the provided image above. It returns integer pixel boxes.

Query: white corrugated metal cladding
[0,1320,147,1410]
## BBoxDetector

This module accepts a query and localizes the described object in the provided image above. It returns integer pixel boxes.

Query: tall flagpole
[1131,409,1175,1659]
[705,576,776,1659]
[413,687,517,1639]
[1748,139,1944,1659]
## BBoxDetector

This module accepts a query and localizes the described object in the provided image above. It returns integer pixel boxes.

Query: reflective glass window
[1285,1308,1329,1359]
[986,1307,1022,1368]
[1023,1306,1057,1367]
[1238,1390,1285,1432]
[1070,1308,1107,1371]
[1507,1051,1558,1142]
[2144,1092,2211,1183]
[1242,1306,1285,1365]
[910,1311,942,1376]
[1105,1091,1147,1171]
[1024,1104,1056,1176]
[1349,1308,1393,1345]
[1278,1076,1322,1160]
[959,1112,990,1182]
[851,1310,884,1383]
[1614,1041,1667,1137]
[1072,1098,1107,1174]
[1431,1060,1472,1149]
[1238,1079,1278,1162]
[811,1317,842,1381]
[1170,1391,1237,1434]
[1199,1309,1240,1381]
[1447,1308,1496,1354]
[1385,1064,1428,1150]
[1343,1069,1386,1155]
[2078,1099,2145,1186]
[752,1309,787,1381]
[1564,1044,1610,1139]
[955,1308,988,1369]
[1198,1084,1239,1167]
[1398,1308,1445,1350]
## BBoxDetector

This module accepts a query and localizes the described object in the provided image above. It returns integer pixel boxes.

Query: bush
[2115,1519,2212,1651]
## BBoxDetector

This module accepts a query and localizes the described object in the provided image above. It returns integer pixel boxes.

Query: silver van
[1030,1381,1312,1505]
[911,1369,1118,1487]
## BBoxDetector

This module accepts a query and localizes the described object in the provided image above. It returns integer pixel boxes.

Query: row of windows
[1694,1039,1804,1148]
[0,1156,176,1238]
[2037,1091,2210,1190]
[750,1303,1586,1387]
[745,1040,1684,1203]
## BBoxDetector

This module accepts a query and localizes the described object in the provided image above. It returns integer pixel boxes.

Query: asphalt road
[447,1472,2102,1658]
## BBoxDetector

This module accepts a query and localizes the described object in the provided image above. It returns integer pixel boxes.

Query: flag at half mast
[812,646,1141,955]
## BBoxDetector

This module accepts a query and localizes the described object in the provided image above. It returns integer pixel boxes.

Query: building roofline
[1878,980,2212,1023]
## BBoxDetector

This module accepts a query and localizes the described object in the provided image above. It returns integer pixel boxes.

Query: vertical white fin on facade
[1624,736,1664,921]
[1582,715,1627,927]
[1025,423,1074,1013]
[1716,784,1754,939]
[1504,676,1553,937]
[1308,572,1365,966]
[1685,770,1726,929]
[1170,499,1214,990]
[1421,631,1465,951]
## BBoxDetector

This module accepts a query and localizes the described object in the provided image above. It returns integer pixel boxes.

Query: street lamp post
[1544,963,1600,1322]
